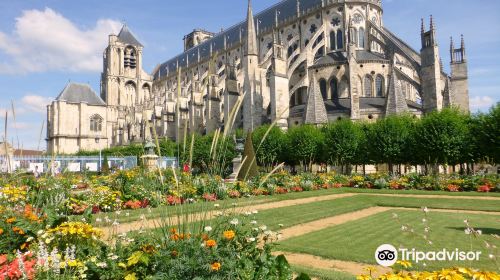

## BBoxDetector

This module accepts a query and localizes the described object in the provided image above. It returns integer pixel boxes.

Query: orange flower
[211,262,221,271]
[170,228,177,234]
[6,217,16,224]
[0,228,3,235]
[223,230,235,240]
[171,234,180,241]
[201,233,209,241]
[12,227,25,235]
[205,239,217,248]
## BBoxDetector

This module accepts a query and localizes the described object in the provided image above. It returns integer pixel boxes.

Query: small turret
[420,16,443,113]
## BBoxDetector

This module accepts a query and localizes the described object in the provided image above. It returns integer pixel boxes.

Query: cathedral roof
[56,83,106,106]
[118,25,143,47]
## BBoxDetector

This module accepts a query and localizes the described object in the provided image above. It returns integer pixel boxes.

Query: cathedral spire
[460,34,466,59]
[245,0,258,56]
[421,18,425,34]
[430,15,434,30]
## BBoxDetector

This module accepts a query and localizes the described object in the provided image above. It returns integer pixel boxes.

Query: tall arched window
[330,31,336,51]
[358,28,365,48]
[319,79,328,100]
[376,75,384,97]
[125,81,136,106]
[90,115,103,132]
[330,78,338,100]
[337,30,343,49]
[364,75,373,97]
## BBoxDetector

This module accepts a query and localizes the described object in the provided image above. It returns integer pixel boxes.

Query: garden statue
[228,137,245,181]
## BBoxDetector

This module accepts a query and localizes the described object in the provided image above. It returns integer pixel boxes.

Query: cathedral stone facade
[47,0,469,154]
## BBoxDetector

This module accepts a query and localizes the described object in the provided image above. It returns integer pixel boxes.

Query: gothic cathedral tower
[101,25,148,108]
[420,17,443,113]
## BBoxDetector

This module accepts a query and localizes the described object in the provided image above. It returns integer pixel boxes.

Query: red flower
[477,185,492,193]
[202,193,217,202]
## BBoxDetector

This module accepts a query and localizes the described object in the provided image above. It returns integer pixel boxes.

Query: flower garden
[0,168,499,279]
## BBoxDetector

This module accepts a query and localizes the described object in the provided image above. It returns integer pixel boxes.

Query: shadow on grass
[447,227,500,235]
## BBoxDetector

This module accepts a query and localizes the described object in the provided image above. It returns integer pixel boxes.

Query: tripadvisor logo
[375,244,482,267]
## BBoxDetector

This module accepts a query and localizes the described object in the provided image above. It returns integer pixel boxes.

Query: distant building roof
[56,83,106,106]
[117,25,143,47]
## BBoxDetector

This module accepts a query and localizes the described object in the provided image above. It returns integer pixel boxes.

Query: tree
[322,120,364,174]
[238,132,259,180]
[181,133,236,175]
[252,125,287,168]
[286,125,324,171]
[473,103,500,164]
[414,108,470,172]
[367,115,415,174]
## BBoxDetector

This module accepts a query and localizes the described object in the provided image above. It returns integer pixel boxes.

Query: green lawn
[278,210,500,271]
[291,265,355,280]
[90,187,500,224]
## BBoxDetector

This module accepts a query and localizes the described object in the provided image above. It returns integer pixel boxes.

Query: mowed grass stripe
[278,210,500,271]
[90,188,500,224]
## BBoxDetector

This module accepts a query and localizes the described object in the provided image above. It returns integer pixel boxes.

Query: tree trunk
[363,164,366,176]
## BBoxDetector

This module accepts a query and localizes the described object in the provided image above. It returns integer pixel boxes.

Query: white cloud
[0,8,121,74]
[21,95,53,113]
[470,96,496,112]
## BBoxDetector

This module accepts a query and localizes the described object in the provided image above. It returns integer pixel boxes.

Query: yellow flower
[124,273,137,280]
[223,230,235,240]
[357,275,372,280]
[396,260,412,269]
[471,271,500,280]
[6,217,16,224]
[211,262,221,271]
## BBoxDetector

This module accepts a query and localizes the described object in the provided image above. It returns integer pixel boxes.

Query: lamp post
[95,137,101,172]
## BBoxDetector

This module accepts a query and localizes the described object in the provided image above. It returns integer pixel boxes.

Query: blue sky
[0,0,499,150]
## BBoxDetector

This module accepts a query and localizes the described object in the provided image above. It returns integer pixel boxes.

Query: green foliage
[286,125,324,170]
[367,115,415,171]
[252,125,287,167]
[181,133,236,176]
[414,108,470,166]
[239,132,259,180]
[322,120,365,168]
[473,103,500,163]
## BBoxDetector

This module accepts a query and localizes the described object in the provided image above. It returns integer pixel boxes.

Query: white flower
[278,224,284,228]
[116,211,122,215]
[112,220,119,226]
[244,211,252,216]
[230,218,239,225]
[401,225,408,231]
[231,203,237,206]
[26,236,34,242]
[109,255,118,260]
[252,210,258,214]
[37,230,44,235]
[247,237,256,242]
[214,204,220,208]
[264,230,272,236]
[392,213,398,218]
[464,229,471,235]
[428,241,433,245]
[422,218,427,223]
[95,218,102,223]
[464,219,469,224]
[125,212,130,217]
[250,220,257,225]
[81,218,87,222]
[259,225,267,231]
[204,226,213,232]
[422,207,429,213]
[96,262,107,268]
[489,254,495,259]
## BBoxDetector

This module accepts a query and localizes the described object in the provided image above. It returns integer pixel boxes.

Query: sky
[0,0,499,150]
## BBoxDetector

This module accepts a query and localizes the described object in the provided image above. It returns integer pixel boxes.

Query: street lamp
[95,137,101,173]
